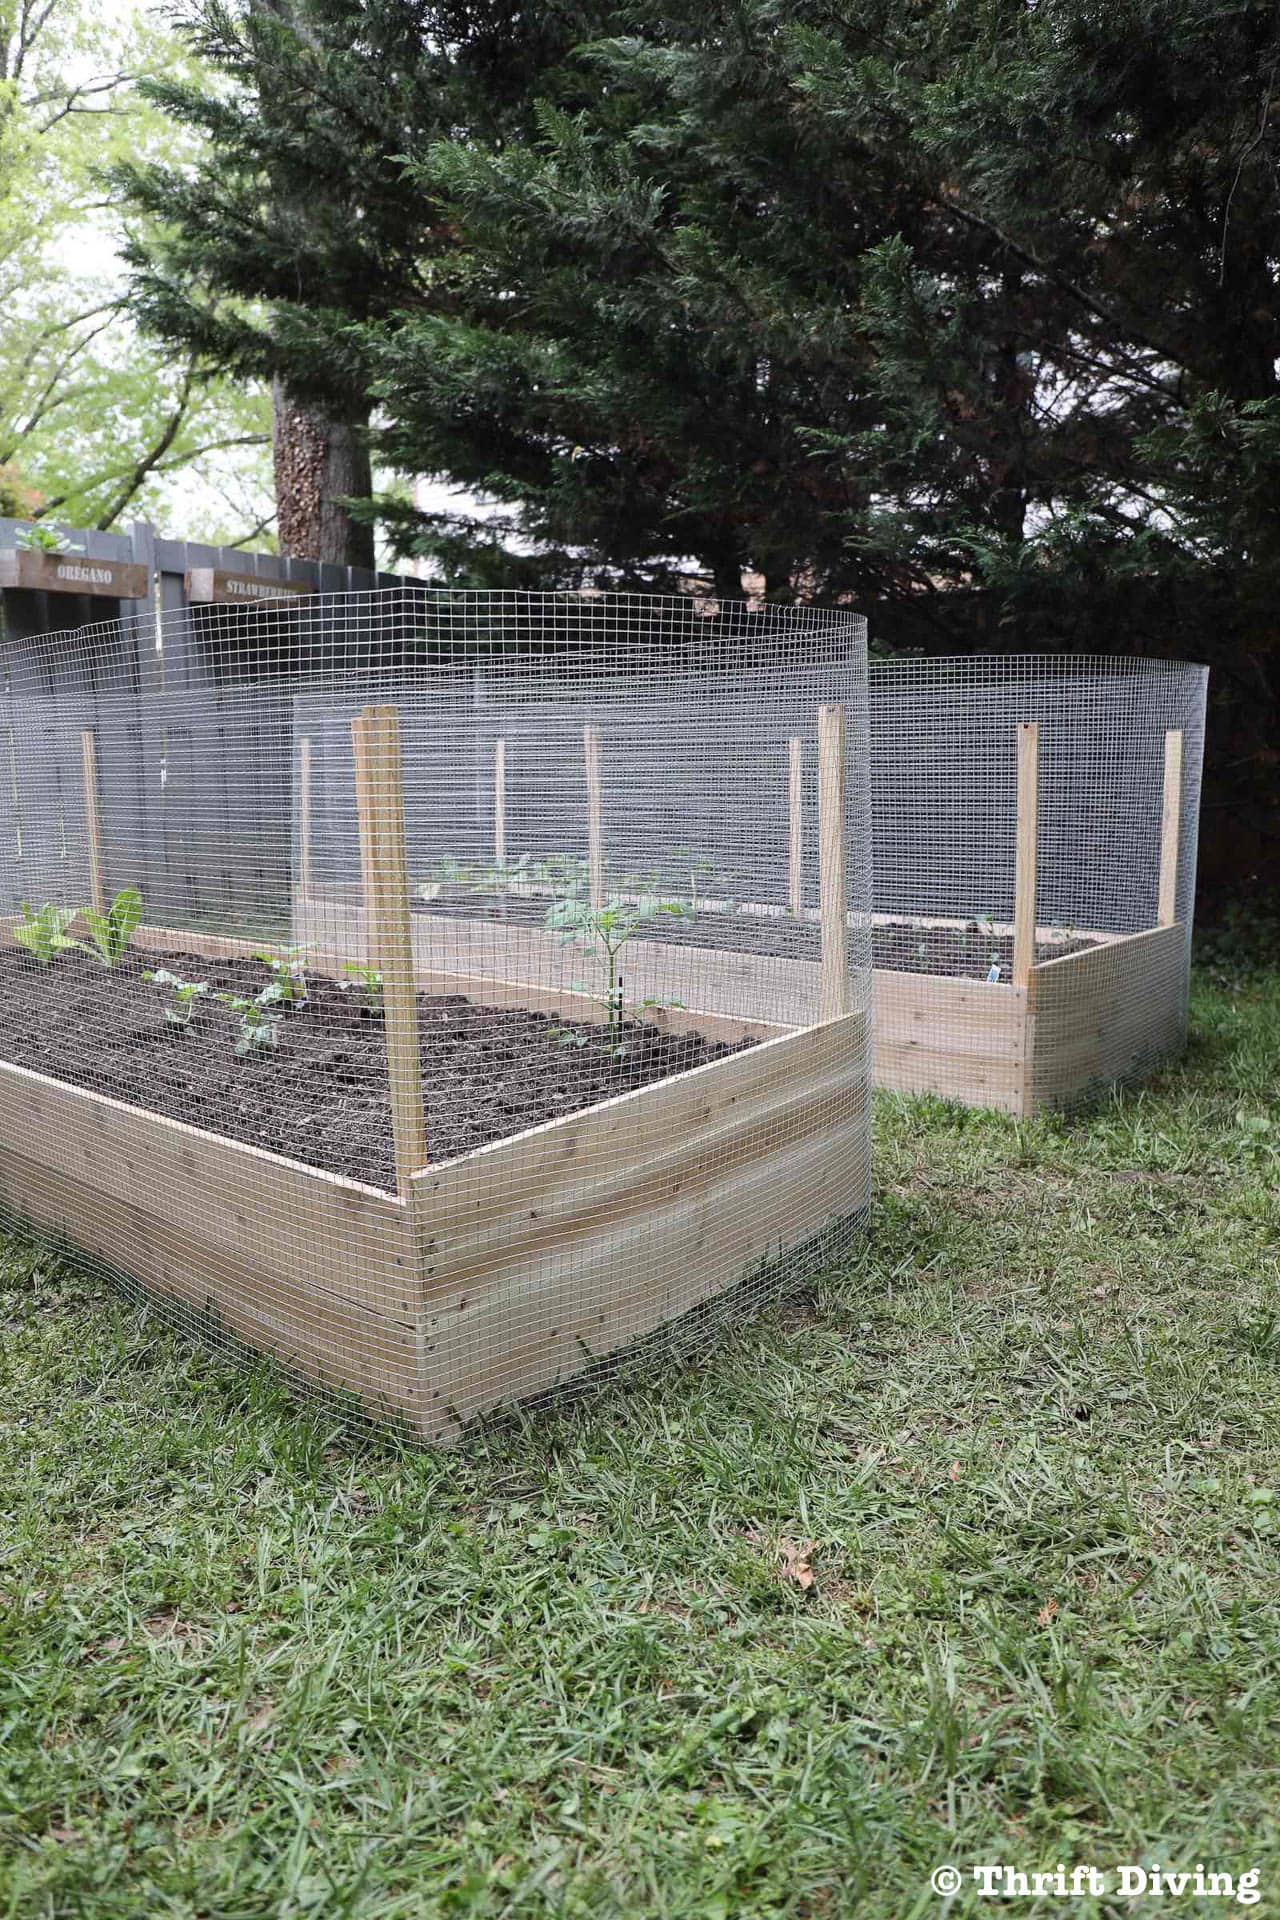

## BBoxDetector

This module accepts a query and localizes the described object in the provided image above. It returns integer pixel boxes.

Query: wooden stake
[788,735,804,918]
[1013,721,1039,991]
[817,704,849,1021]
[494,736,507,865]
[351,713,377,965]
[80,728,105,915]
[298,735,314,901]
[1157,728,1184,927]
[584,723,604,908]
[352,705,427,1191]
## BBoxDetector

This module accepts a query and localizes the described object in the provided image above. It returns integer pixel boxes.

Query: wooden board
[0,1055,417,1319]
[411,1011,869,1428]
[185,567,314,605]
[1028,922,1188,1109]
[295,897,826,1032]
[874,970,1027,1112]
[294,897,804,1043]
[0,548,150,599]
[0,1146,423,1424]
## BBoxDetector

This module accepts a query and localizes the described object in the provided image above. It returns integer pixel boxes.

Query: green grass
[1,967,1278,1918]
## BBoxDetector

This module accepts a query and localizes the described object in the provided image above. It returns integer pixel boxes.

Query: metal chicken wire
[0,587,872,1438]
[866,653,1208,1113]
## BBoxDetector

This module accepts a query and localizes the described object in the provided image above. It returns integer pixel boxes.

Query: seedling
[527,854,590,898]
[545,892,693,1044]
[13,901,75,966]
[216,988,282,1056]
[73,886,142,969]
[341,960,384,1010]
[417,856,477,901]
[673,848,716,915]
[146,967,210,1029]
[15,525,70,553]
[253,945,309,1005]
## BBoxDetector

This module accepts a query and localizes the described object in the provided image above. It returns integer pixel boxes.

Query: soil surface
[871,923,1097,980]
[410,890,1098,981]
[0,947,751,1192]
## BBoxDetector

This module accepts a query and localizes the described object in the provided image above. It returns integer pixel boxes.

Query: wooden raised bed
[873,719,1191,1114]
[874,919,1187,1114]
[0,705,870,1438]
[0,986,867,1439]
[295,715,1191,1119]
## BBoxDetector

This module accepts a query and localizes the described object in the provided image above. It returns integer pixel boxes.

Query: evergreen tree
[114,0,600,564]
[368,0,1279,888]
[121,0,1280,888]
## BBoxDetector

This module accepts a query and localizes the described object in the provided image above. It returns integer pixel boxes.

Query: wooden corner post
[1158,728,1184,927]
[494,736,507,865]
[817,704,849,1022]
[788,735,804,918]
[584,724,604,908]
[80,728,105,916]
[1013,721,1040,992]
[352,704,427,1194]
[298,735,313,901]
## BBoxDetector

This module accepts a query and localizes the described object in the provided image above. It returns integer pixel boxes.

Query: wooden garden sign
[186,568,315,606]
[0,549,150,599]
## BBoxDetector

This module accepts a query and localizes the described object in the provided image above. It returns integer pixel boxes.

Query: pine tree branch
[931,193,1186,401]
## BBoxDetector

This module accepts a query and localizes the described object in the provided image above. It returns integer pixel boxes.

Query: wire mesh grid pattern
[0,588,872,1438]
[867,653,1208,1113]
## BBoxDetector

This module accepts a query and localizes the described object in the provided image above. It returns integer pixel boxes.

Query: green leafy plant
[13,901,75,965]
[545,892,693,1046]
[145,968,210,1029]
[341,960,384,1010]
[673,848,716,915]
[417,856,477,901]
[15,525,70,553]
[253,945,309,1005]
[216,988,282,1056]
[73,886,142,969]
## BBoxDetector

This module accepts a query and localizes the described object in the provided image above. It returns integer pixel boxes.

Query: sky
[36,0,495,561]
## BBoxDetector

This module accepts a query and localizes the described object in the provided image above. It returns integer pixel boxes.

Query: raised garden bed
[0,644,872,1438]
[0,919,866,1438]
[0,943,750,1190]
[297,886,1183,1119]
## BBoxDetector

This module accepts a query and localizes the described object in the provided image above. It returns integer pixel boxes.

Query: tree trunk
[272,379,376,568]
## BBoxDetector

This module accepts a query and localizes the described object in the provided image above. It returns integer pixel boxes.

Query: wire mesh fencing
[867,653,1208,1112]
[0,588,872,1437]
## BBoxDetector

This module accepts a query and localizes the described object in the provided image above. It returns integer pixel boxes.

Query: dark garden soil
[410,890,1098,981]
[0,947,752,1192]
[870,923,1098,979]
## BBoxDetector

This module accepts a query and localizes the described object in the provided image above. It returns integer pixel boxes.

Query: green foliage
[14,524,68,553]
[144,967,210,1030]
[340,960,383,1010]
[252,946,309,1006]
[545,891,692,1043]
[418,853,591,901]
[0,0,273,538]
[215,989,282,1057]
[12,901,75,967]
[72,887,142,970]
[1,966,1279,1913]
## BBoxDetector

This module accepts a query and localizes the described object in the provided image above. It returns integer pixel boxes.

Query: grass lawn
[1,963,1278,1918]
